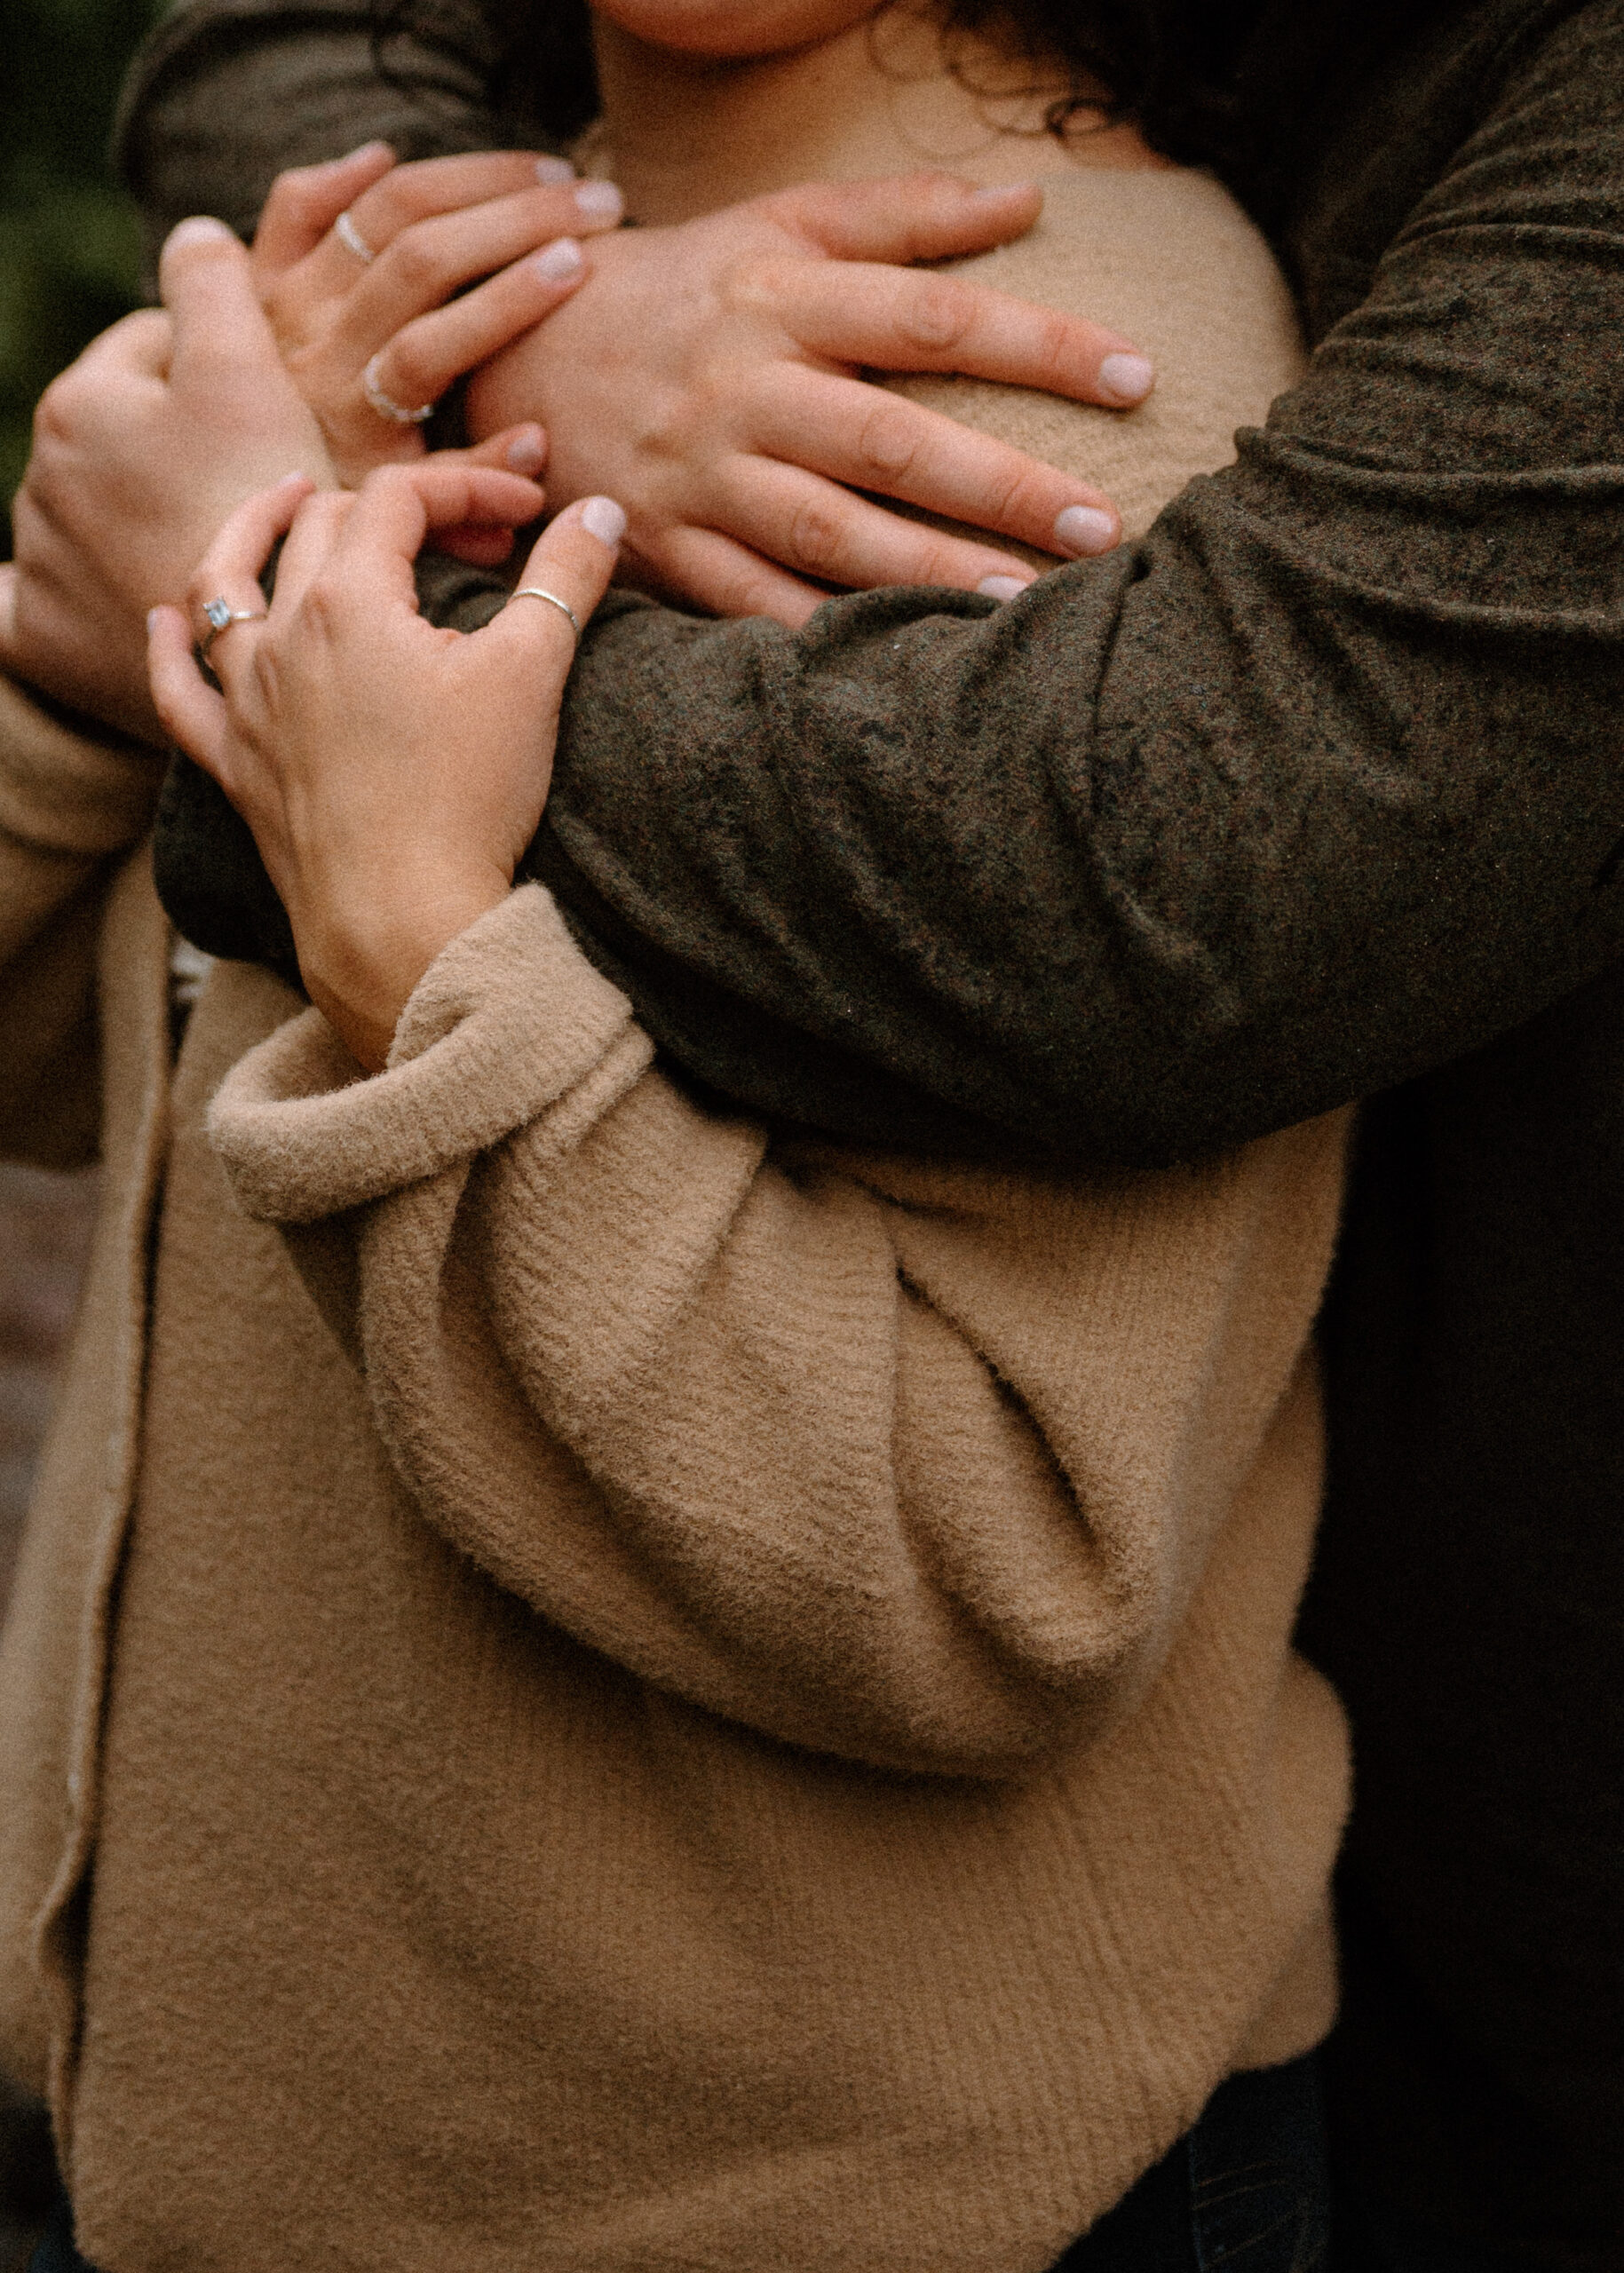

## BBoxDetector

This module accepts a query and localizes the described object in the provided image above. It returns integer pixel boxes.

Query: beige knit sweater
[0,170,1347,2273]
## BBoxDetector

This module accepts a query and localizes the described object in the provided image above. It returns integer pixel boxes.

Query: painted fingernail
[535,155,577,184]
[337,139,393,168]
[505,426,546,473]
[146,609,162,637]
[1098,352,1153,405]
[165,216,237,251]
[533,236,583,282]
[1053,504,1118,557]
[573,180,624,225]
[977,574,1031,602]
[581,495,627,548]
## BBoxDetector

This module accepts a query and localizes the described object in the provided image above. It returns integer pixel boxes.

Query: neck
[588,4,1123,224]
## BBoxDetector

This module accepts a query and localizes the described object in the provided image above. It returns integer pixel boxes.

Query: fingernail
[1098,352,1154,406]
[165,216,237,251]
[972,179,1036,201]
[504,425,546,473]
[573,180,624,225]
[533,236,583,282]
[535,155,577,184]
[1053,504,1118,557]
[977,574,1031,602]
[337,139,393,168]
[581,495,627,548]
[146,608,162,637]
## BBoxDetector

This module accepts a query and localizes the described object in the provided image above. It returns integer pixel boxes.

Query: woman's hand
[466,172,1156,624]
[251,142,625,486]
[148,463,623,1072]
[0,218,337,741]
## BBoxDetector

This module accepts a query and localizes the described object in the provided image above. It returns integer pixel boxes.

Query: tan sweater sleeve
[209,884,1345,1777]
[0,673,167,1166]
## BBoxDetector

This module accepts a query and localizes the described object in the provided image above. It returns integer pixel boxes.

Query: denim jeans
[1050,2053,1329,2272]
[29,2054,1329,2273]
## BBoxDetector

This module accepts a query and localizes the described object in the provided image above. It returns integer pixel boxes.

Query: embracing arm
[121,0,1624,1165]
[526,0,1624,1164]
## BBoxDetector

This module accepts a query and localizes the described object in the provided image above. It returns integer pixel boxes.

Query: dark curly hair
[375,0,1446,213]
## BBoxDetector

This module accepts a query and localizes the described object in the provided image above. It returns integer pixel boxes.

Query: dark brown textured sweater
[117,1,1624,2261]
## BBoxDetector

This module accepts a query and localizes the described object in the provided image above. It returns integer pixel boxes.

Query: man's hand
[465,172,1156,624]
[1,218,337,741]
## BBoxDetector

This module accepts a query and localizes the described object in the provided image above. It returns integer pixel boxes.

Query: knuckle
[784,495,848,578]
[902,277,975,356]
[381,227,443,297]
[854,400,921,485]
[1034,309,1081,384]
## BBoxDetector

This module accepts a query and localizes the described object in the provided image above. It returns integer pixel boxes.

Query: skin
[142,0,1175,1072]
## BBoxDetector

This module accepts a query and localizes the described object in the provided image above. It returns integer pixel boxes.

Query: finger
[754,257,1153,408]
[482,495,626,666]
[252,140,398,273]
[161,216,294,392]
[264,488,360,614]
[442,423,549,480]
[329,463,549,609]
[345,152,584,256]
[715,456,1061,594]
[354,239,588,426]
[184,471,316,648]
[319,183,621,356]
[745,365,1120,555]
[765,171,1049,265]
[147,604,233,780]
[640,525,827,629]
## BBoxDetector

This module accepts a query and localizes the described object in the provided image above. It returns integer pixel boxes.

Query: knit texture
[0,172,1349,2271]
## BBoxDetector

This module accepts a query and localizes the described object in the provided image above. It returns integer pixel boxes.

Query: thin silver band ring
[334,209,376,264]
[363,353,435,426]
[199,598,268,664]
[508,586,582,640]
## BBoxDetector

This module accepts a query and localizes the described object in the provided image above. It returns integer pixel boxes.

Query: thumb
[159,216,286,387]
[768,171,1044,265]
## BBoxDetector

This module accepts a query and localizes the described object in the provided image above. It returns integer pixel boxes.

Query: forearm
[530,0,1624,1163]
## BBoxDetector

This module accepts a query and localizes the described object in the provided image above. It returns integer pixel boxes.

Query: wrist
[294,869,509,1071]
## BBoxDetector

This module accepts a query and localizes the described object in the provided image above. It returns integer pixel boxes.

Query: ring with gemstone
[198,596,267,664]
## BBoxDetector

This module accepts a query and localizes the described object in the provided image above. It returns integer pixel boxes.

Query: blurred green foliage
[1,0,163,550]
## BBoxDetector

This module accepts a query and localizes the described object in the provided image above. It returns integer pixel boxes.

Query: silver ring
[334,208,376,264]
[508,586,581,640]
[198,596,267,663]
[363,353,435,426]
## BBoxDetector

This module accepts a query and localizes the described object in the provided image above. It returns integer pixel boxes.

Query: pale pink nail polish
[534,237,583,282]
[505,429,546,474]
[535,155,577,184]
[1053,504,1118,557]
[337,139,393,168]
[581,496,627,548]
[573,181,624,225]
[977,574,1031,602]
[1098,352,1154,405]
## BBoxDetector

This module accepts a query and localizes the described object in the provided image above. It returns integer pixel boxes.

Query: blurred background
[1,0,159,2254]
[1,0,160,546]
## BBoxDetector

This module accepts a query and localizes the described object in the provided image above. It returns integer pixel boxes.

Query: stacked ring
[363,353,436,426]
